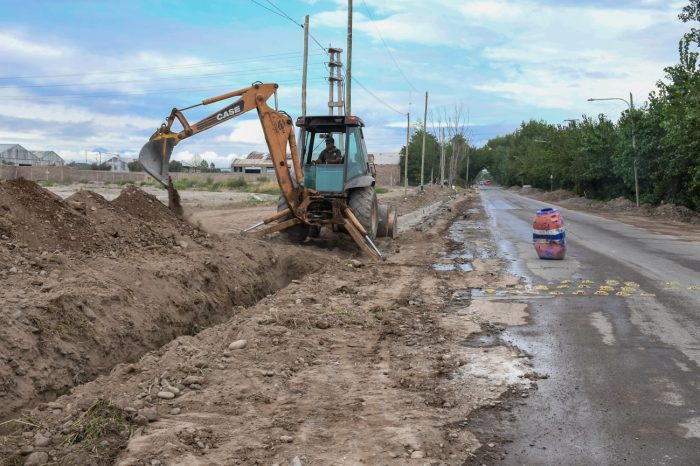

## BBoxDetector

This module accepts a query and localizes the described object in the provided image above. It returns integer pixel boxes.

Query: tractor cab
[296,115,374,193]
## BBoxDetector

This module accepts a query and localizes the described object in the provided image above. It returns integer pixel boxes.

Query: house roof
[105,156,135,163]
[32,151,65,162]
[0,144,23,153]
[246,151,268,160]
[232,158,274,167]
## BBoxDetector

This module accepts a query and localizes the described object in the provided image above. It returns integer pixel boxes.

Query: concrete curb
[397,199,449,234]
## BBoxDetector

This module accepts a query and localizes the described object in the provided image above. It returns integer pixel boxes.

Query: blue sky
[0,0,691,167]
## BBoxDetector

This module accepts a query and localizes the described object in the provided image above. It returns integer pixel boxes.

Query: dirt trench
[0,188,536,465]
[0,179,327,421]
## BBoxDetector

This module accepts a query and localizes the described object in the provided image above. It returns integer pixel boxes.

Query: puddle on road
[471,288,509,297]
[432,263,474,272]
[462,331,502,348]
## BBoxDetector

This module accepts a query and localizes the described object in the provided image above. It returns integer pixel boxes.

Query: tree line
[399,1,700,212]
[484,2,700,211]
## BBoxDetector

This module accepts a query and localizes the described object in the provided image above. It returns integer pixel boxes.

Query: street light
[587,92,639,207]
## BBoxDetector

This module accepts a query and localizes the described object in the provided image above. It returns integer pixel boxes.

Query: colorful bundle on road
[532,208,566,260]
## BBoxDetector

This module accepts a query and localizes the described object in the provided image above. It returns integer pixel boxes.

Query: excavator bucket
[139,130,179,188]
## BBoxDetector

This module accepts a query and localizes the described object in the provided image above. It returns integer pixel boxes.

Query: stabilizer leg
[249,217,303,237]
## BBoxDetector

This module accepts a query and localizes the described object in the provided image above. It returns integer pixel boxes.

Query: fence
[0,166,276,184]
[0,164,400,185]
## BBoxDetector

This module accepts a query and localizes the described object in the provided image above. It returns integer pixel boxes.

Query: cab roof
[296,115,365,128]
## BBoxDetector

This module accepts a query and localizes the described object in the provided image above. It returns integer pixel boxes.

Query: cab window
[304,131,344,164]
[345,127,366,179]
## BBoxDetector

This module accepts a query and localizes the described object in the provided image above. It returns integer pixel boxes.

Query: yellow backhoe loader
[139,82,396,259]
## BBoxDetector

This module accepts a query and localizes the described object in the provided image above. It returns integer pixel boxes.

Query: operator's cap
[324,135,334,142]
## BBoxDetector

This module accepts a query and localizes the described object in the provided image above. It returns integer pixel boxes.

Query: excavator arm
[139,82,304,211]
[139,82,383,260]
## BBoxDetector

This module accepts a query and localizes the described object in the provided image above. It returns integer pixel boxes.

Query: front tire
[349,187,378,239]
[277,196,309,243]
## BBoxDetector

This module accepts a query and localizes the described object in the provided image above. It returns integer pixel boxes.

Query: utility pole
[328,47,344,115]
[404,112,409,195]
[630,92,639,207]
[345,0,352,115]
[465,148,470,188]
[440,127,445,188]
[302,15,309,118]
[420,91,428,190]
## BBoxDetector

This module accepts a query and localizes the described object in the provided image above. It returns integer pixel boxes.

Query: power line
[265,0,304,28]
[249,0,296,24]
[308,31,331,57]
[0,50,315,81]
[253,0,330,57]
[0,78,328,101]
[350,74,405,116]
[0,61,326,89]
[360,0,417,92]
[249,0,407,117]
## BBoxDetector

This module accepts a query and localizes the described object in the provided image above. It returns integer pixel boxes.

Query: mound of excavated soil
[111,185,182,225]
[510,184,700,225]
[538,189,576,202]
[0,178,102,252]
[0,179,328,425]
[0,180,197,255]
[652,203,700,224]
[66,187,195,252]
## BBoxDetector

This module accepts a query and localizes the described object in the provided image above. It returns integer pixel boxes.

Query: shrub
[225,177,248,189]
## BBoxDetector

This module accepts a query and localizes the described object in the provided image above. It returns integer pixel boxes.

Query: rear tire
[349,187,378,239]
[277,196,309,243]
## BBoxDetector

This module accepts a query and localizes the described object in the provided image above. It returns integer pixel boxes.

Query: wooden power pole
[440,127,445,188]
[346,0,352,115]
[302,15,309,118]
[420,92,428,190]
[404,112,409,195]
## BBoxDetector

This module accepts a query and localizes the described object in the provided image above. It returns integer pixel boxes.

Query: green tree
[90,162,111,171]
[399,128,439,185]
[169,160,183,172]
[127,160,143,172]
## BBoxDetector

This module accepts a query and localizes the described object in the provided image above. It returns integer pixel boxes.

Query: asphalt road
[479,187,700,465]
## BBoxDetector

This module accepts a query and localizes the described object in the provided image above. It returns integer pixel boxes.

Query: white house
[231,151,276,174]
[0,144,41,166]
[32,151,65,166]
[104,156,134,172]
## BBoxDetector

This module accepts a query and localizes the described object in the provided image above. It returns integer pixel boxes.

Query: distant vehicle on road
[483,179,492,186]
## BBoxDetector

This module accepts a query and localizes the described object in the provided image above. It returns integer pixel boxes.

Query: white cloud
[0,97,158,127]
[0,31,67,59]
[218,119,267,146]
[171,149,235,169]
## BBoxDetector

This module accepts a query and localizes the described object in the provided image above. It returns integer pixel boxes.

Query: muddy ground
[0,181,532,465]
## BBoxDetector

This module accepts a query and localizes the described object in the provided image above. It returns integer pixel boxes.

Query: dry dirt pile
[0,192,534,465]
[0,179,327,426]
[508,184,700,224]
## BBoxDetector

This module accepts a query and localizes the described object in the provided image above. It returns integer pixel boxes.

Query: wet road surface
[479,187,700,465]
